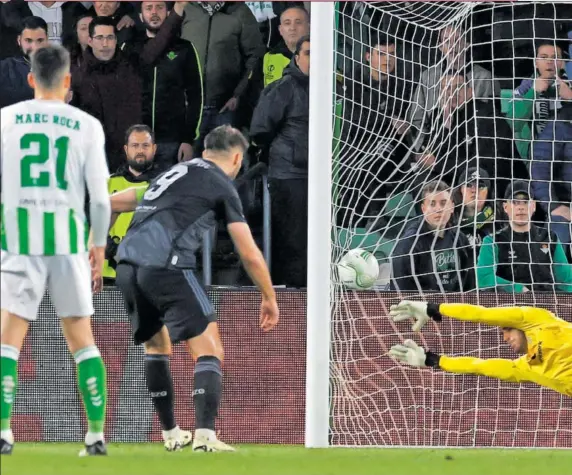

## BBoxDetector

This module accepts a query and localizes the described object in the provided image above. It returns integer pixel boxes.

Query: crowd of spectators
[1,1,571,294]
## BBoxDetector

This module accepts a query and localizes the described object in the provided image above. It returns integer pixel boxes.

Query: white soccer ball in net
[336,249,379,290]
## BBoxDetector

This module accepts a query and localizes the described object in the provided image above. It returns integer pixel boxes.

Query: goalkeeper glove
[390,300,430,331]
[389,340,441,368]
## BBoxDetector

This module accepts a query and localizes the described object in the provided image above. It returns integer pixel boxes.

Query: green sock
[74,346,106,434]
[1,344,19,433]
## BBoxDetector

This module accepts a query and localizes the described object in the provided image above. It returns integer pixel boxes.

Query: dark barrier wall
[12,289,572,447]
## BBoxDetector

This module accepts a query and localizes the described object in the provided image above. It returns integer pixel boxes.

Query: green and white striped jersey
[1,99,109,255]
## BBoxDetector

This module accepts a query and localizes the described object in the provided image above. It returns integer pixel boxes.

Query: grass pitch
[1,444,570,475]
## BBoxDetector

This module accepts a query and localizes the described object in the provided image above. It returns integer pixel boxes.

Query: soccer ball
[336,248,379,290]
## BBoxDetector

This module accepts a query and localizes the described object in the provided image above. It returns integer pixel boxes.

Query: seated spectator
[71,8,185,172]
[338,34,412,227]
[508,40,572,159]
[0,16,47,108]
[250,36,310,287]
[391,180,475,293]
[181,1,265,153]
[408,25,499,145]
[531,107,572,247]
[90,1,136,47]
[454,167,495,249]
[103,125,163,281]
[135,1,203,167]
[1,0,89,46]
[262,5,309,87]
[477,180,572,293]
[414,73,528,198]
[66,11,94,69]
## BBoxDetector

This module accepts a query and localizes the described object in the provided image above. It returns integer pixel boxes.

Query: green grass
[1,444,570,475]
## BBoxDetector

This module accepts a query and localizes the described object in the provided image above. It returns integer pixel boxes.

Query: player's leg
[0,252,46,454]
[48,255,107,456]
[159,268,232,452]
[115,264,191,451]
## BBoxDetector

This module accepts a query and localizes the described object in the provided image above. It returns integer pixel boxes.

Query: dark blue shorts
[116,263,216,344]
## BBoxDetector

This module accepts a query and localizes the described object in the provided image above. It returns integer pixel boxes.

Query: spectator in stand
[0,16,47,108]
[135,1,203,166]
[415,73,528,198]
[103,125,164,281]
[408,25,498,146]
[391,180,475,292]
[0,2,21,59]
[454,167,495,250]
[246,1,305,50]
[181,1,265,153]
[90,1,136,47]
[0,0,90,46]
[250,36,310,287]
[508,41,571,159]
[65,11,94,69]
[531,107,572,248]
[338,34,412,228]
[71,7,186,172]
[262,5,309,88]
[477,181,572,293]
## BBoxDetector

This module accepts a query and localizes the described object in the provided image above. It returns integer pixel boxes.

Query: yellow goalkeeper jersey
[437,304,572,397]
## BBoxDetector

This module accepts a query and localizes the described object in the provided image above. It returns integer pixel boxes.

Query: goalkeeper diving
[389,302,572,397]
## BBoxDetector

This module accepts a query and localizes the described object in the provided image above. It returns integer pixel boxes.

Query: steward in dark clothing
[71,12,183,172]
[391,218,475,292]
[250,48,309,288]
[133,33,203,166]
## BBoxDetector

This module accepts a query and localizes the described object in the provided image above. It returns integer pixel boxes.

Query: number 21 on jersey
[20,133,69,190]
[144,164,189,200]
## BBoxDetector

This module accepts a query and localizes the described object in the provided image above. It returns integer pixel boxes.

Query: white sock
[162,426,180,441]
[1,429,14,445]
[195,428,216,441]
[85,432,104,446]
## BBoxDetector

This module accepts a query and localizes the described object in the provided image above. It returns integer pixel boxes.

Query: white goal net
[330,1,572,447]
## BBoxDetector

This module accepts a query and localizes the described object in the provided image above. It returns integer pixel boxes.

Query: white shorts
[0,251,93,321]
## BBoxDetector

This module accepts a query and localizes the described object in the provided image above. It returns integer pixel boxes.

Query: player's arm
[389,340,524,384]
[390,301,561,332]
[109,186,148,228]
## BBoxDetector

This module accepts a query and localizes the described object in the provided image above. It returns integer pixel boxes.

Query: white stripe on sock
[0,344,20,361]
[74,346,101,364]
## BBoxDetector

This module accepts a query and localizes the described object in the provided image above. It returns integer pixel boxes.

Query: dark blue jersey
[117,158,245,269]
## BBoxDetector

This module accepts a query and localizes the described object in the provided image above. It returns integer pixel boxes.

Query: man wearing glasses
[71,3,188,172]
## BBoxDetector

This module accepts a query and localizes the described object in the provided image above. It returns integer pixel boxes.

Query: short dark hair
[204,125,249,154]
[421,180,451,200]
[535,39,564,56]
[140,1,172,11]
[124,124,155,145]
[30,44,70,90]
[370,32,395,51]
[89,16,117,38]
[280,6,309,23]
[20,16,48,35]
[295,35,310,55]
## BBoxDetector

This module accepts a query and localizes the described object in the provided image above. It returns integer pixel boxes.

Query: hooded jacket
[391,218,475,292]
[250,59,309,179]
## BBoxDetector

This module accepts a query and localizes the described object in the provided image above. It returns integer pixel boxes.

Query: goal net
[330,1,572,447]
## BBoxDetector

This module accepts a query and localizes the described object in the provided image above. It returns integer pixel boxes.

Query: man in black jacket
[0,16,47,108]
[391,180,475,293]
[414,73,528,199]
[250,36,310,287]
[136,1,203,166]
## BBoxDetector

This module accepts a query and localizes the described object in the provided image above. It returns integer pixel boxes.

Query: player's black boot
[79,440,107,456]
[0,439,14,455]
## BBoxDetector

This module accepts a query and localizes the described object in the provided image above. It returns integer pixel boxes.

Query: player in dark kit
[108,125,279,452]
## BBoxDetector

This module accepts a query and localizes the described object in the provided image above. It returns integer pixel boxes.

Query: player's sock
[144,354,177,431]
[0,344,19,443]
[193,356,222,431]
[74,346,106,440]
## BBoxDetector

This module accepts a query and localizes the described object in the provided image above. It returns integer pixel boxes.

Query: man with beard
[0,16,47,107]
[103,125,164,281]
[135,1,203,167]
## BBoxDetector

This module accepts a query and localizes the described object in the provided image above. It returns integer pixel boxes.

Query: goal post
[305,0,335,449]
